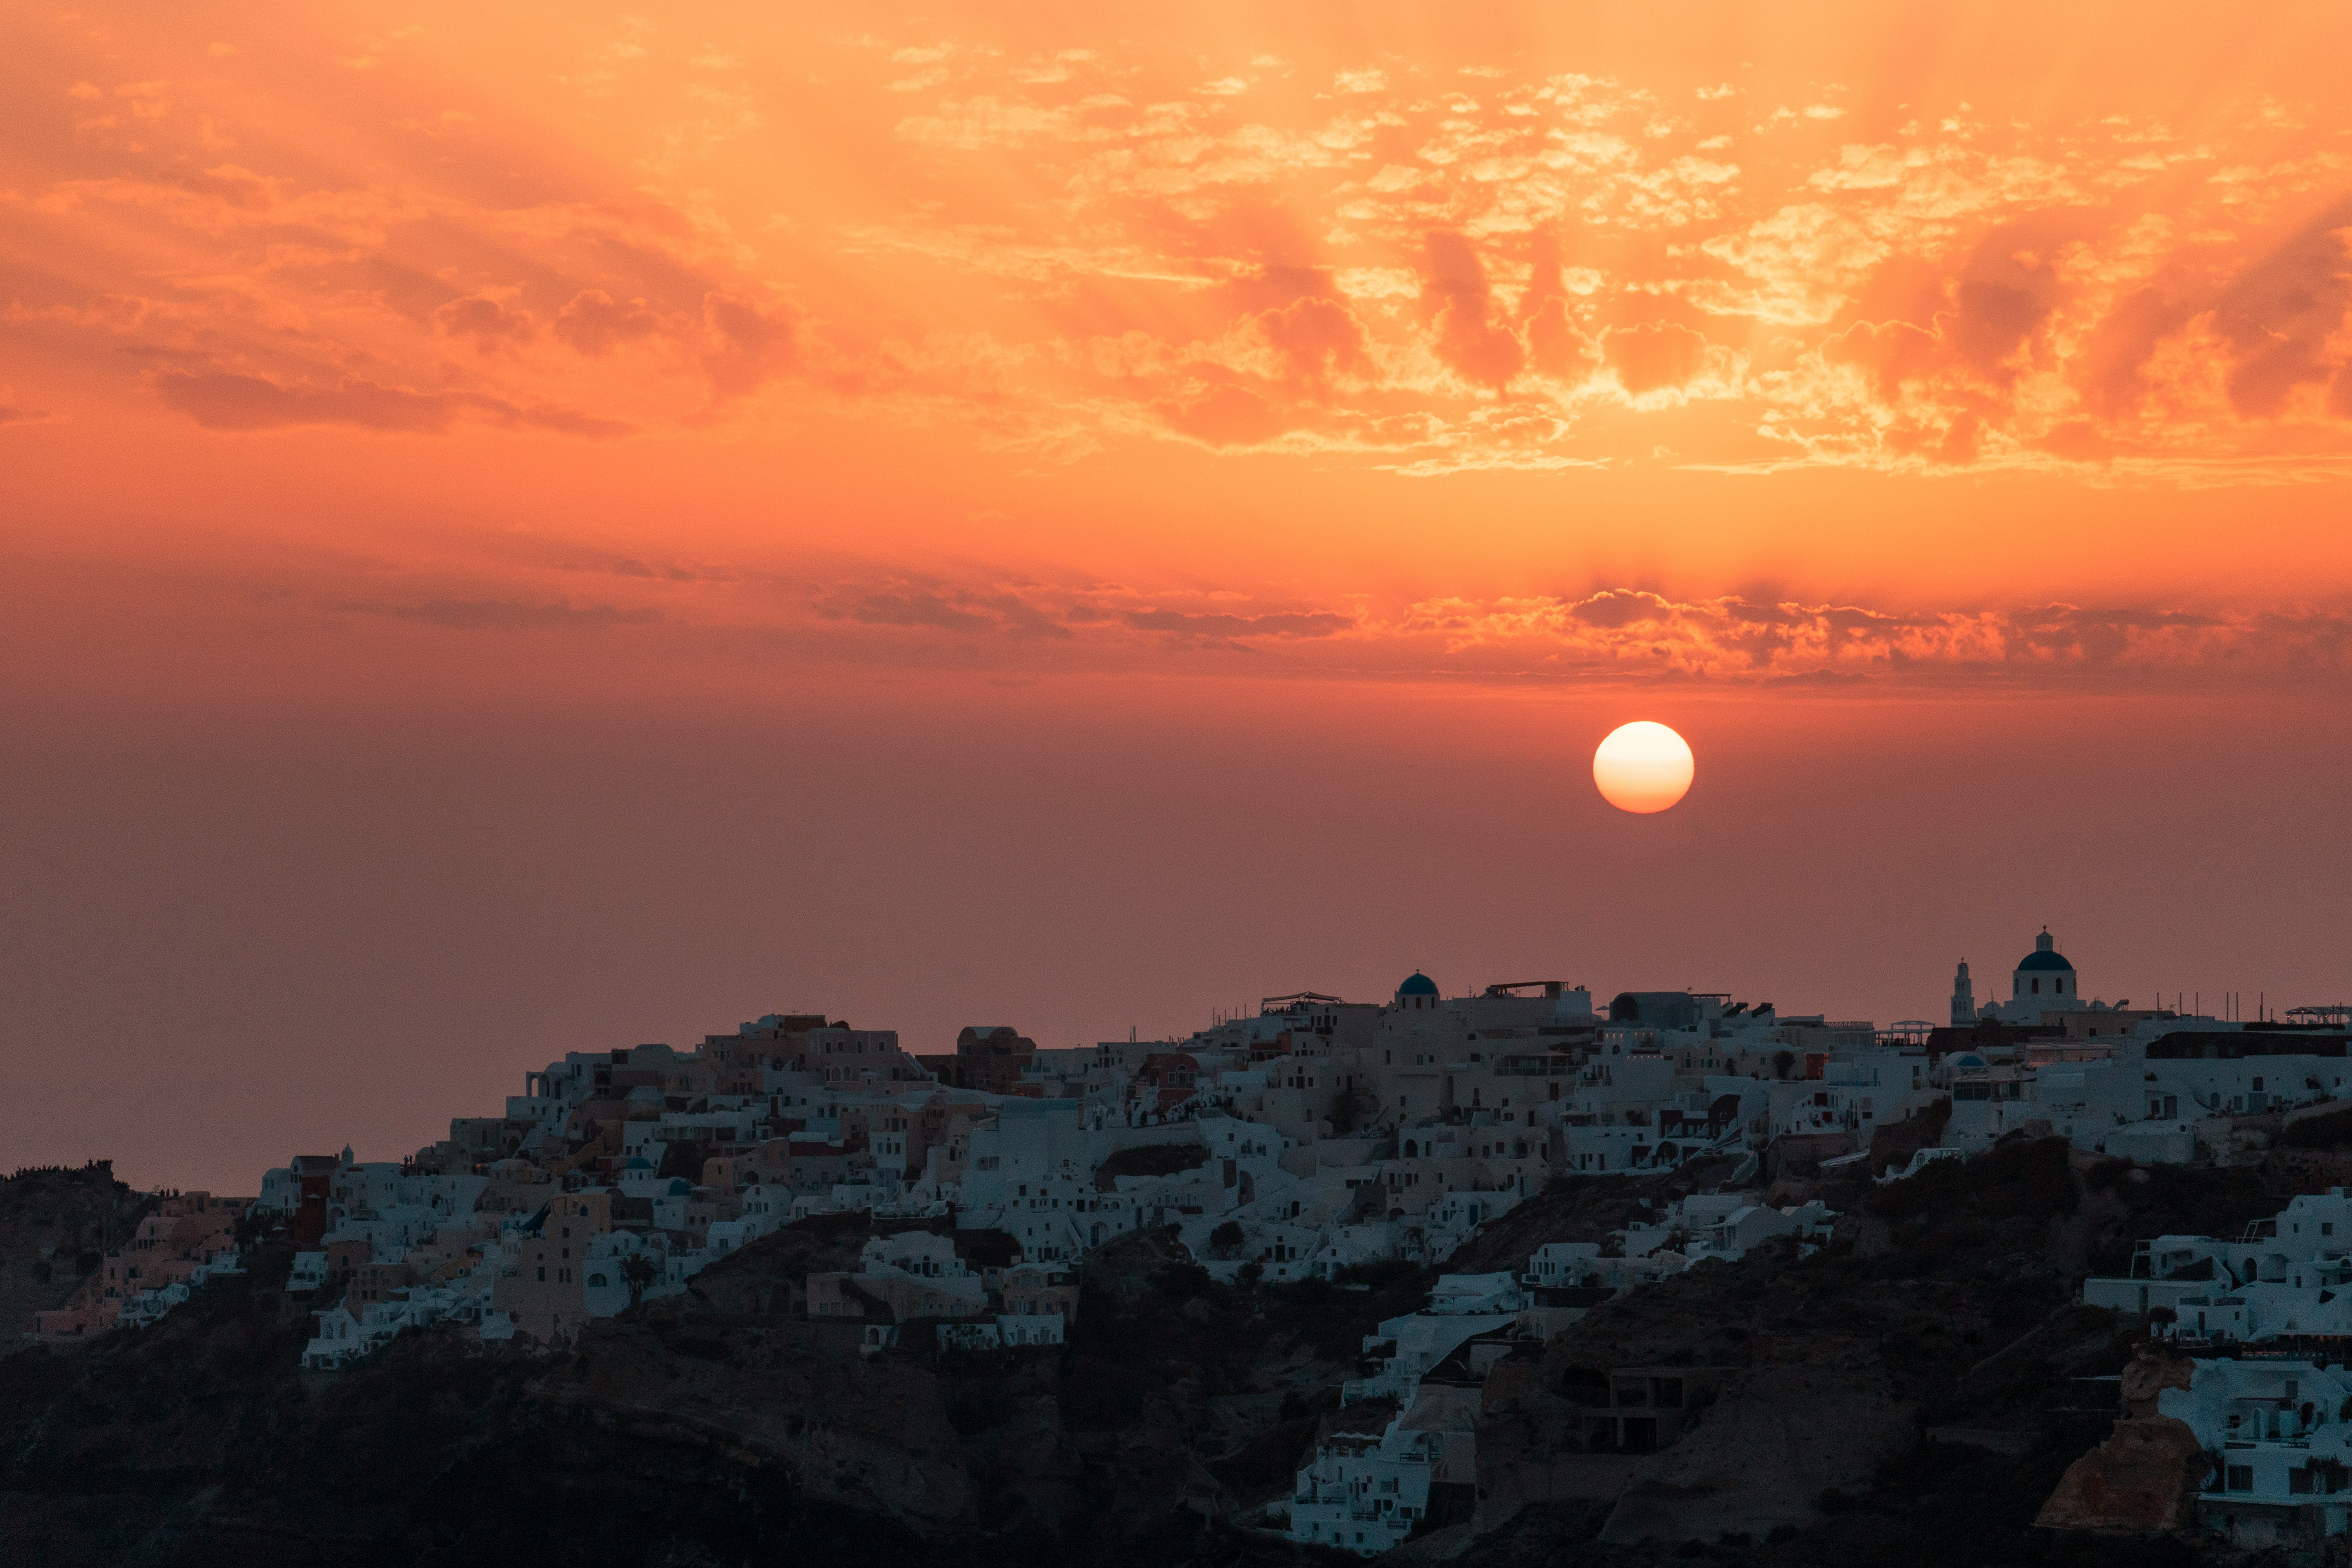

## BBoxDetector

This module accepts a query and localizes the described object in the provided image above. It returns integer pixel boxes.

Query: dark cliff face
[0,1214,1415,1567]
[0,1161,154,1339]
[1454,1139,2283,1568]
[0,1144,2311,1568]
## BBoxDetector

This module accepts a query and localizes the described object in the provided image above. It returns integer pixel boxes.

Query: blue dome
[1397,971,1439,997]
[2017,929,2074,972]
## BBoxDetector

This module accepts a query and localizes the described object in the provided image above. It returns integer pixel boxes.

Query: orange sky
[5,3,2352,1187]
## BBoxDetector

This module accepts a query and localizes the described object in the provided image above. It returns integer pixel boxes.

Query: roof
[1397,971,1439,997]
[2018,928,2074,972]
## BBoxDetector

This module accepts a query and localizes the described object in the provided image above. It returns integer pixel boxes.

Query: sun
[1593,721,1695,814]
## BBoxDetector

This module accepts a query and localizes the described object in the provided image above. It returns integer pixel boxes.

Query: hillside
[0,1142,2321,1567]
[0,1163,154,1342]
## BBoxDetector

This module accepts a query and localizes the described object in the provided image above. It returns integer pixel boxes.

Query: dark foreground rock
[0,1217,1420,1567]
[0,1161,154,1340]
[0,1142,2321,1566]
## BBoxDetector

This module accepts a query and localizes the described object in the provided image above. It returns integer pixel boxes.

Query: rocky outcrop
[539,1313,982,1532]
[2034,1349,2202,1533]
[1597,1349,1912,1543]
[2033,1416,2205,1533]
[0,1162,153,1341]
[1437,1160,1736,1279]
[2118,1348,2197,1417]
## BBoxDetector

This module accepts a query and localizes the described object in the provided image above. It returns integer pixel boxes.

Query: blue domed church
[1950,929,2087,1025]
[2013,928,2075,1005]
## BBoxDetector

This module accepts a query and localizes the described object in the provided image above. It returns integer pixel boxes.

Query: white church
[1949,928,2092,1026]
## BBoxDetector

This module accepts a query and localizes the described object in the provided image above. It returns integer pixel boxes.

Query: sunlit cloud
[2,4,2345,479]
[189,546,2352,693]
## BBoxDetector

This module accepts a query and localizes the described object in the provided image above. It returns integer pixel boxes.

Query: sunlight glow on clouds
[6,2,2352,479]
[4,1,2352,706]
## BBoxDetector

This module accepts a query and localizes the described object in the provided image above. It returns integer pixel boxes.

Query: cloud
[1152,378,1288,446]
[980,592,1075,639]
[1125,608,1354,638]
[769,575,2352,690]
[1394,590,2352,686]
[836,588,1071,638]
[1261,285,1374,383]
[2210,198,2352,418]
[701,292,797,397]
[1519,230,1600,380]
[1698,202,1893,325]
[343,599,662,630]
[1568,588,1673,629]
[0,403,50,426]
[553,290,664,355]
[1422,232,1524,391]
[1945,216,2075,378]
[2069,286,2197,416]
[602,557,734,583]
[433,294,535,350]
[1605,322,1709,395]
[151,371,630,439]
[849,591,995,633]
[1823,318,1943,402]
[15,20,2352,477]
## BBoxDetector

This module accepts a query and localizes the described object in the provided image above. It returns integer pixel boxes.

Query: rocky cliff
[2035,1349,2202,1533]
[0,1203,1424,1566]
[0,1161,154,1339]
[0,1143,2315,1566]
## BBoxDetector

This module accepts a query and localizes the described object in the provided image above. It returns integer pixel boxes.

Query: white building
[1287,1423,1455,1557]
[2161,1359,2352,1541]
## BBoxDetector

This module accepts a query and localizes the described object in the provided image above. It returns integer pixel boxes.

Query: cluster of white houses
[2075,1193,2352,1545]
[29,928,2352,1550]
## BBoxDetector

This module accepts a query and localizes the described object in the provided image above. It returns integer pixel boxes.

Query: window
[2227,1466,2253,1493]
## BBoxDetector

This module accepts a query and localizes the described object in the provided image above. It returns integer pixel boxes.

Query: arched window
[1404,1140,1417,1158]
